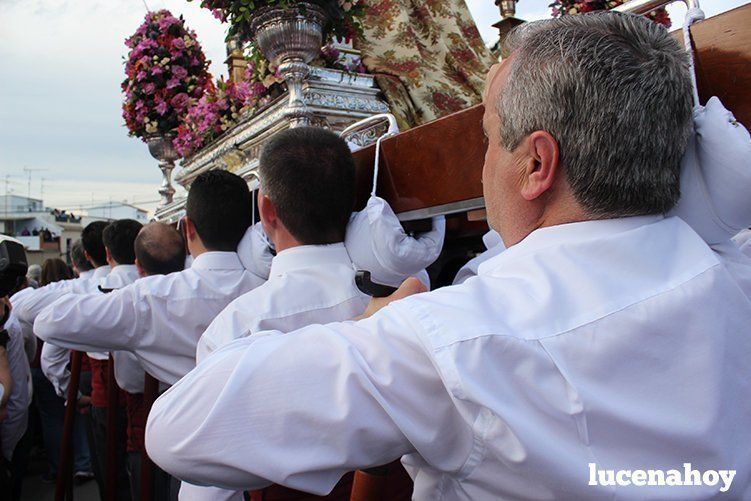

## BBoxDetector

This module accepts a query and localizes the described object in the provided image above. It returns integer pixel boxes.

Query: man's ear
[257,189,278,232]
[183,217,198,243]
[134,259,148,278]
[520,131,560,201]
[83,250,94,267]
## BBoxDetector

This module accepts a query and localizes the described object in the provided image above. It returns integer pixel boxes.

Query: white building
[84,202,149,224]
[0,195,83,266]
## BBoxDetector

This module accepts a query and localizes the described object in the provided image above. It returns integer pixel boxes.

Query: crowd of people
[0,11,750,501]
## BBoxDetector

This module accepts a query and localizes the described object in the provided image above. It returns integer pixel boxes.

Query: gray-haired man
[147,13,751,499]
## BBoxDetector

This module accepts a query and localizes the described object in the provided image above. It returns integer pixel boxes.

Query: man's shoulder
[394,217,724,349]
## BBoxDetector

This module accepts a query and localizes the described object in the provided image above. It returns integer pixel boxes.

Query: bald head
[135,222,186,277]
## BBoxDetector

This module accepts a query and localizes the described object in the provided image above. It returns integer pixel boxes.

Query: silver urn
[145,133,180,207]
[251,2,328,127]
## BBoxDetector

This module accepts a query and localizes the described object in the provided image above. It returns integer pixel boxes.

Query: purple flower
[170,92,190,110]
[136,71,147,81]
[166,77,181,89]
[172,38,186,50]
[172,66,188,80]
[151,66,164,76]
[143,82,156,94]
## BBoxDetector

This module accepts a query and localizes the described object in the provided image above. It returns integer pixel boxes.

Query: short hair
[26,264,41,281]
[102,219,143,265]
[81,221,108,267]
[258,127,355,244]
[70,239,93,273]
[40,258,74,286]
[135,222,186,276]
[500,12,693,217]
[186,170,252,252]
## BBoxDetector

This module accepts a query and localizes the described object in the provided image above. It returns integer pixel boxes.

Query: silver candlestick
[251,3,327,128]
[145,133,180,207]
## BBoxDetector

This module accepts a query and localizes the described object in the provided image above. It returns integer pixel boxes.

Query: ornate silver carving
[145,133,180,207]
[156,65,391,222]
[497,0,517,18]
[251,3,327,127]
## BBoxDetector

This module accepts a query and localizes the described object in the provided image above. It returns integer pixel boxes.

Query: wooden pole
[350,466,390,501]
[139,373,160,501]
[105,355,118,501]
[55,350,83,501]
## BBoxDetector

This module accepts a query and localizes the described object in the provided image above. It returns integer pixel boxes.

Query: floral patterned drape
[357,0,496,129]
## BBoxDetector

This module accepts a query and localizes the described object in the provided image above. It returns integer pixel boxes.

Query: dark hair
[70,239,93,273]
[41,258,74,286]
[186,170,252,251]
[102,219,143,265]
[258,127,355,244]
[81,221,108,267]
[135,223,186,276]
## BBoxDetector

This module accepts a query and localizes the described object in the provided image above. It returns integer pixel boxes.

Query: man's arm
[41,342,72,398]
[34,285,144,353]
[12,279,80,326]
[146,304,472,494]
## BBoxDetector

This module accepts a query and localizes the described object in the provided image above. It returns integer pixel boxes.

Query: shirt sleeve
[40,342,72,398]
[12,280,77,327]
[34,285,145,353]
[145,303,472,494]
[1,318,31,460]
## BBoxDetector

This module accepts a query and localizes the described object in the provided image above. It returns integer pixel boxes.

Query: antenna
[141,0,150,12]
[23,167,48,200]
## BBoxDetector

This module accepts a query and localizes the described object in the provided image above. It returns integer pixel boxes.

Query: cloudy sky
[0,0,747,214]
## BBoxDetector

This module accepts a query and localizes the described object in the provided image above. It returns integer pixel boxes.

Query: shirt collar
[109,264,139,278]
[78,270,94,280]
[478,215,664,276]
[92,266,110,279]
[270,243,352,278]
[190,251,244,271]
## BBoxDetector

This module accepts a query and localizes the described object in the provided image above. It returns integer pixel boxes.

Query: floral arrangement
[173,43,365,157]
[122,10,213,140]
[549,0,671,27]
[173,52,284,156]
[191,0,366,43]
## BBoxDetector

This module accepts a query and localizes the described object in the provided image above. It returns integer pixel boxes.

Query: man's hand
[76,395,91,415]
[357,277,427,320]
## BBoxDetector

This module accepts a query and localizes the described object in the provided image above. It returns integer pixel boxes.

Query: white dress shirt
[197,243,369,363]
[35,272,99,399]
[452,229,506,285]
[98,265,146,394]
[1,314,31,460]
[34,252,264,386]
[183,243,368,501]
[39,265,142,395]
[146,216,751,500]
[733,228,751,258]
[14,266,110,326]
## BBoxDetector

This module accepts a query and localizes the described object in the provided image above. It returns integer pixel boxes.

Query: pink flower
[136,71,147,81]
[143,83,156,94]
[156,100,169,115]
[166,77,181,89]
[151,66,164,76]
[172,38,186,50]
